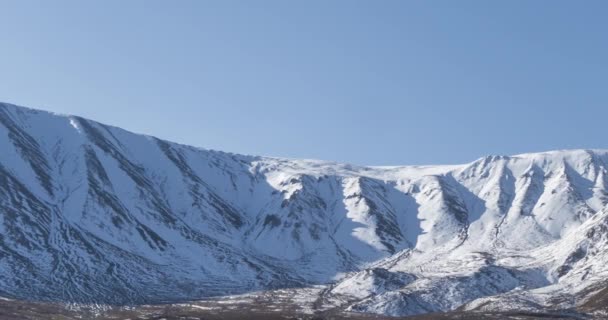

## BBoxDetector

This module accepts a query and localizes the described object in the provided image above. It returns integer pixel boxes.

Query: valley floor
[0,295,599,320]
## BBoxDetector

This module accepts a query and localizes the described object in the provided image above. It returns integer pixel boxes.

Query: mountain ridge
[0,101,607,317]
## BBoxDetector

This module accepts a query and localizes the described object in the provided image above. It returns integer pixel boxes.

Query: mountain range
[0,102,607,318]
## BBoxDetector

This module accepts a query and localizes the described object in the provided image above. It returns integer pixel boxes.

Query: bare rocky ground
[0,296,599,320]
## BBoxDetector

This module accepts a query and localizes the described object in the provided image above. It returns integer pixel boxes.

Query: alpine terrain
[1,102,608,319]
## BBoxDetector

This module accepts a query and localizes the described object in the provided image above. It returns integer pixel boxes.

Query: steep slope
[319,152,608,316]
[0,102,608,317]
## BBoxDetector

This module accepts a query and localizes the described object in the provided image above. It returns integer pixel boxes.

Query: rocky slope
[0,102,607,317]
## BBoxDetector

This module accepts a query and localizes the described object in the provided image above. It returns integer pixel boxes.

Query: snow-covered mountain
[1,102,607,317]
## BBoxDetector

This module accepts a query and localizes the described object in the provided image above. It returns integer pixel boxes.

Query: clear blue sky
[1,1,607,165]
